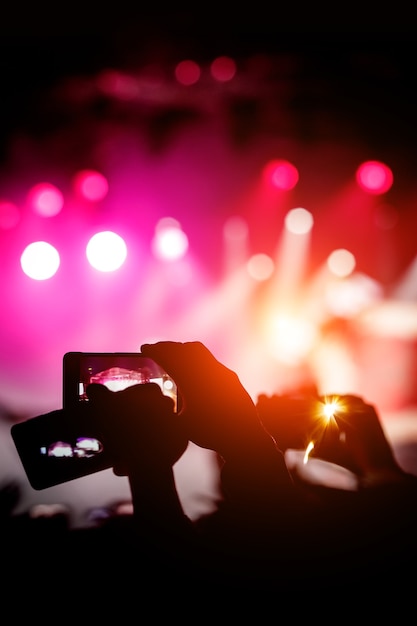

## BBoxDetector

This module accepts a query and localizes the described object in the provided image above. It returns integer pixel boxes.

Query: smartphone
[11,352,178,490]
[62,351,178,412]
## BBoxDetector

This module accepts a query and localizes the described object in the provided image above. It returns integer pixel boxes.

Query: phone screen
[63,352,178,411]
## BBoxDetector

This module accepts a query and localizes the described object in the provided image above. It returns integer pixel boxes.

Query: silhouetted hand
[256,392,323,453]
[86,381,188,476]
[141,341,280,459]
[140,341,295,528]
[328,394,413,488]
[86,381,191,540]
[257,392,413,487]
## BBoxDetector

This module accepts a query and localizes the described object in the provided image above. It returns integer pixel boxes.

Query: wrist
[219,429,294,500]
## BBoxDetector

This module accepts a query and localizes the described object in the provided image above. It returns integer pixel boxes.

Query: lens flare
[303,441,314,464]
[321,399,339,420]
[304,396,343,463]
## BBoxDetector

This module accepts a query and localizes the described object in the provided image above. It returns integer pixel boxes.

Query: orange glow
[265,312,319,365]
[321,398,340,420]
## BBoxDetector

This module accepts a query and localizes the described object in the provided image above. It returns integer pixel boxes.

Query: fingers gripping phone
[11,352,178,490]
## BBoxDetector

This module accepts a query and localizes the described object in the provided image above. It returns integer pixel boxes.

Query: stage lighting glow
[155,217,181,232]
[20,241,60,280]
[356,160,393,194]
[0,200,20,229]
[284,207,314,234]
[223,216,248,241]
[324,271,382,317]
[222,216,249,273]
[327,248,356,277]
[27,182,64,217]
[97,69,141,100]
[267,313,318,365]
[86,231,127,272]
[73,169,109,202]
[374,203,399,230]
[263,159,299,190]
[152,225,189,260]
[175,60,201,86]
[210,56,236,82]
[247,253,274,281]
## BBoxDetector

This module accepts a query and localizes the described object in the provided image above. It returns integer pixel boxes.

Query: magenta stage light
[27,182,64,217]
[355,160,394,194]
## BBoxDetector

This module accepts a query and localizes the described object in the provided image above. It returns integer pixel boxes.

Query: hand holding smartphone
[11,352,178,490]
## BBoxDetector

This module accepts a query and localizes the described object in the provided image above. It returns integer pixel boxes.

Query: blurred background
[1,13,416,526]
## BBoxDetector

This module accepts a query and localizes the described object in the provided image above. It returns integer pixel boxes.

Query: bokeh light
[210,56,237,82]
[152,218,189,261]
[247,253,274,281]
[356,160,394,194]
[175,60,201,86]
[327,248,356,277]
[86,231,127,272]
[73,169,109,202]
[263,159,299,190]
[20,241,60,280]
[284,208,314,235]
[27,182,64,217]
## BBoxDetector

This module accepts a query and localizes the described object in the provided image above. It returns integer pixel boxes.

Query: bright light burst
[321,398,339,420]
[303,395,344,463]
[267,312,318,365]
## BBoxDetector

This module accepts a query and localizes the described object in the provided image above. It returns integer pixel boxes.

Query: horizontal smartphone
[63,351,178,412]
[11,352,178,490]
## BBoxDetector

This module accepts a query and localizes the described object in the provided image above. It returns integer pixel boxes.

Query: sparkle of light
[322,400,339,420]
